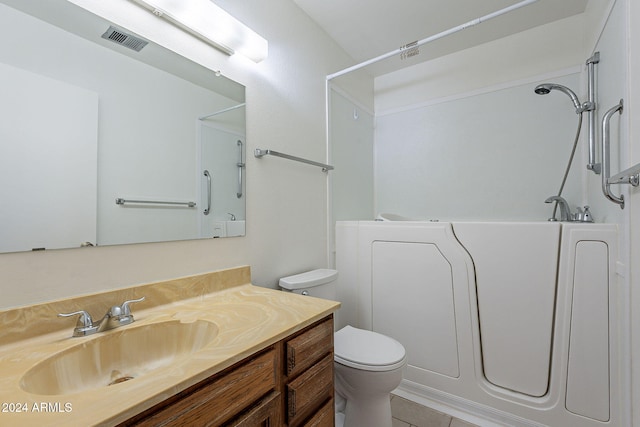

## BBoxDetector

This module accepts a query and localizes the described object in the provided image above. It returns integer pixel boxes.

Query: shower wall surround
[375,73,582,221]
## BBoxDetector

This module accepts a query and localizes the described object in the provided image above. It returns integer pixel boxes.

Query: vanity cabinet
[119,315,334,427]
[284,317,334,427]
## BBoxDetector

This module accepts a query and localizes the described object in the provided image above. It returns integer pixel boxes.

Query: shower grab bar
[601,99,624,208]
[237,140,245,198]
[116,198,196,207]
[203,170,211,215]
[254,148,334,172]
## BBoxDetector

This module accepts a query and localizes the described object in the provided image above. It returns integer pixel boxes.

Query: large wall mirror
[0,0,246,254]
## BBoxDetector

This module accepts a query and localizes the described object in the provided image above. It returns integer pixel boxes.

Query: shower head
[534,83,583,113]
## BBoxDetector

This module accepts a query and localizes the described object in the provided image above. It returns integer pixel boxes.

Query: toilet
[279,269,407,427]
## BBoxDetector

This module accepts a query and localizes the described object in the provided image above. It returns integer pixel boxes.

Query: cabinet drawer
[301,398,334,427]
[225,392,281,427]
[287,354,334,425]
[128,348,276,426]
[286,317,333,378]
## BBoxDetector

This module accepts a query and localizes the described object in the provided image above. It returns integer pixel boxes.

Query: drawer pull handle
[288,389,296,418]
[287,347,296,373]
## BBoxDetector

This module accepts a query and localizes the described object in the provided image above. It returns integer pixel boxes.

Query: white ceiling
[294,0,590,76]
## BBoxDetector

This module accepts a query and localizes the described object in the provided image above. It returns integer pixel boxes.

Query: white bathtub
[335,220,621,427]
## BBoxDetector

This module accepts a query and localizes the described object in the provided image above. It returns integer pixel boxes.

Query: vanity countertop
[0,266,339,426]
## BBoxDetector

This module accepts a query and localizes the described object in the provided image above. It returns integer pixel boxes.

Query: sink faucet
[58,297,145,337]
[545,196,571,221]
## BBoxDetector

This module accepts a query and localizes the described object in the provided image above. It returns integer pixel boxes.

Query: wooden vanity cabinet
[119,315,334,427]
[283,317,334,427]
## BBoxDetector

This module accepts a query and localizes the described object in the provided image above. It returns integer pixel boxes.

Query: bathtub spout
[545,196,571,221]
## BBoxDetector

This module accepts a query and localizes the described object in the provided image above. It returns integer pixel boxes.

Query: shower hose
[552,113,583,219]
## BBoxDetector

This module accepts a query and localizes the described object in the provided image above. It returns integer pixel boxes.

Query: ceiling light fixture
[130,0,268,63]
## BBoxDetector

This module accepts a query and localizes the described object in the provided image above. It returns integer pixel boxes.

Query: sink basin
[20,320,218,395]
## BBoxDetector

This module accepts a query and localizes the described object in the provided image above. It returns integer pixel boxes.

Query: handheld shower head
[534,83,583,113]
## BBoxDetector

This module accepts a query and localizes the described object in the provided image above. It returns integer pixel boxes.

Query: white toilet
[279,269,407,427]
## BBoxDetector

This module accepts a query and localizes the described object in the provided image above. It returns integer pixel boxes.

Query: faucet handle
[58,310,94,327]
[120,296,145,316]
[58,310,98,336]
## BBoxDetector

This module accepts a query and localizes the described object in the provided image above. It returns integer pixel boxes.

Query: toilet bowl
[334,325,406,427]
[279,269,407,427]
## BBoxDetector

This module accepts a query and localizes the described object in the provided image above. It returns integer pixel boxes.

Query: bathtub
[335,220,621,427]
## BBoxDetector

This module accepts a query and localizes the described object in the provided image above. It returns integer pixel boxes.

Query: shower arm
[586,52,601,174]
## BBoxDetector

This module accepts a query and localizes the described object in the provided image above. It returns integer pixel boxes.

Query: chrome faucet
[545,196,571,221]
[545,196,594,222]
[58,297,145,337]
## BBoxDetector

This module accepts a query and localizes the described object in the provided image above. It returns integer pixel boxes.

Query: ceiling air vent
[101,26,148,52]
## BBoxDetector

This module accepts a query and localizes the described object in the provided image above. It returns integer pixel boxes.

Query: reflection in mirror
[0,0,246,254]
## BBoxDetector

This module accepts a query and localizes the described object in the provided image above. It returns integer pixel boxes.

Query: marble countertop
[0,266,339,426]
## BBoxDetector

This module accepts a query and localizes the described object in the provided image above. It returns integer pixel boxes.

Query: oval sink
[20,319,218,396]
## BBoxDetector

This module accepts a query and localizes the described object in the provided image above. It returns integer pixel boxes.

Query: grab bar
[254,148,334,172]
[203,170,211,215]
[237,140,245,198]
[601,99,624,208]
[116,198,196,207]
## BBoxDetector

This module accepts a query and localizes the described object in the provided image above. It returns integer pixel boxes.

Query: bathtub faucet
[545,196,571,221]
[544,196,594,222]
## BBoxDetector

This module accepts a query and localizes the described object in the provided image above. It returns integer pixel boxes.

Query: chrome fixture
[237,140,245,198]
[116,198,196,207]
[254,148,334,172]
[534,84,584,114]
[227,212,236,221]
[601,100,625,208]
[535,84,584,220]
[586,52,601,174]
[544,196,571,221]
[545,196,593,222]
[534,51,600,174]
[58,297,145,337]
[203,170,211,215]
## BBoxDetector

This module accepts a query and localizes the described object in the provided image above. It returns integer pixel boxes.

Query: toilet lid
[334,326,406,372]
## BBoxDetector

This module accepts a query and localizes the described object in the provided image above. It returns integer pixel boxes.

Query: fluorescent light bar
[130,0,268,62]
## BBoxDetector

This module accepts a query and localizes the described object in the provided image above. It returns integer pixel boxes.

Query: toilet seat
[334,326,406,372]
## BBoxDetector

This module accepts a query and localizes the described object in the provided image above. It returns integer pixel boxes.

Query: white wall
[375,72,583,221]
[0,0,369,309]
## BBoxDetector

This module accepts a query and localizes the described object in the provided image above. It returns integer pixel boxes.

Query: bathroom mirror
[0,0,246,254]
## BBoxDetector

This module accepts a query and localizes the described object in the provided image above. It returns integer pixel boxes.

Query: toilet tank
[279,269,338,300]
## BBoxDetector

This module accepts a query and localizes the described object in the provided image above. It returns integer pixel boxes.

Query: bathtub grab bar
[116,198,196,207]
[601,100,625,208]
[254,148,334,172]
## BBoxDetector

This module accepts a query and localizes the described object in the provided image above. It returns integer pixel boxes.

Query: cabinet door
[226,392,281,427]
[126,348,276,426]
[300,398,334,427]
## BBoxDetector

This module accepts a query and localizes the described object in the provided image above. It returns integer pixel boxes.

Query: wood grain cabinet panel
[285,318,333,378]
[225,392,281,427]
[301,398,334,427]
[286,355,333,426]
[121,348,276,427]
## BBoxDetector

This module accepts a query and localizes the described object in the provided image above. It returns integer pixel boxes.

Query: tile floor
[391,395,479,427]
